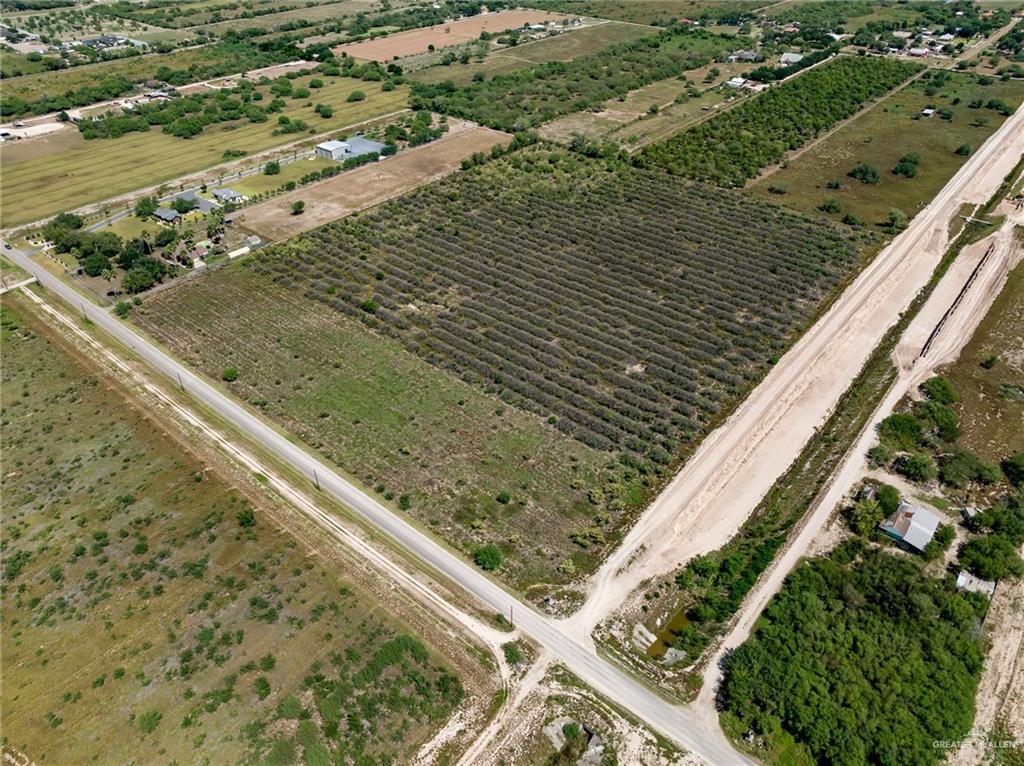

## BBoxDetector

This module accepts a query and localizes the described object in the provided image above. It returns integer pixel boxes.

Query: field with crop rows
[0,299,465,765]
[259,147,866,465]
[1,76,408,226]
[138,146,867,588]
[137,266,640,590]
[637,55,921,187]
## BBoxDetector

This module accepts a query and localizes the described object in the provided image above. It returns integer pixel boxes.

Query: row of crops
[637,55,922,186]
[254,147,867,468]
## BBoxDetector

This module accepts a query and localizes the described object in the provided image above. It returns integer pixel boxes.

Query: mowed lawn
[752,73,1024,226]
[1,77,408,226]
[412,20,657,86]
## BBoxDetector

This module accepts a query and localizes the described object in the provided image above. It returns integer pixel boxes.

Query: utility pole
[313,470,320,490]
[509,605,513,628]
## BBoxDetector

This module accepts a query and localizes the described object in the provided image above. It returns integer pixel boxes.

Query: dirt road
[692,181,1024,722]
[564,94,1024,645]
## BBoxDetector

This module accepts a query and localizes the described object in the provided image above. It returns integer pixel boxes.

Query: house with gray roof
[878,500,939,552]
[153,207,181,223]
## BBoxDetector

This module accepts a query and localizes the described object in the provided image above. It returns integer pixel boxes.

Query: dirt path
[691,191,1024,720]
[563,94,1024,649]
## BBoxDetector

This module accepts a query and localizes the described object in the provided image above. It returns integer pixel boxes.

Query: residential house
[779,52,804,65]
[213,188,247,204]
[153,207,182,223]
[728,49,762,63]
[908,47,930,57]
[878,500,939,552]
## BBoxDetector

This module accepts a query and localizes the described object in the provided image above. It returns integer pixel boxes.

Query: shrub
[1002,453,1024,487]
[849,161,880,184]
[237,508,256,528]
[768,181,789,195]
[920,376,959,404]
[473,544,503,571]
[887,208,908,231]
[955,143,972,157]
[847,497,884,536]
[939,449,1002,488]
[222,367,239,382]
[897,453,937,483]
[253,676,271,699]
[346,90,366,102]
[263,161,281,175]
[878,413,923,450]
[496,492,511,504]
[137,709,162,734]
[114,301,131,318]
[819,196,841,214]
[867,443,895,468]
[960,535,1024,580]
[291,200,305,216]
[502,641,522,664]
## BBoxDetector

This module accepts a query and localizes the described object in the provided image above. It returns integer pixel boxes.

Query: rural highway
[0,244,754,765]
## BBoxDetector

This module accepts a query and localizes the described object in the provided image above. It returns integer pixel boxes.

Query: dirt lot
[333,9,571,61]
[235,123,510,241]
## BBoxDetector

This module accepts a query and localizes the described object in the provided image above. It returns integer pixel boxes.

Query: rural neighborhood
[2,1,1024,765]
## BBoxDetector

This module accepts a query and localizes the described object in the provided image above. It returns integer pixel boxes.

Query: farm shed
[878,501,939,552]
[315,137,387,162]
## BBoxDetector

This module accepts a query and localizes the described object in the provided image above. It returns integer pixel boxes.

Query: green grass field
[412,20,658,86]
[530,0,768,25]
[232,155,338,197]
[193,0,377,36]
[0,297,466,766]
[752,72,1024,226]
[135,268,647,592]
[1,76,409,226]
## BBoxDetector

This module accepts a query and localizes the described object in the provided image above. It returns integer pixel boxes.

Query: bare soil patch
[333,9,572,61]
[236,123,510,241]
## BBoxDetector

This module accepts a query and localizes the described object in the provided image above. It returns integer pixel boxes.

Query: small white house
[725,76,747,89]
[779,52,804,65]
[879,500,939,552]
[908,47,930,57]
[920,107,936,117]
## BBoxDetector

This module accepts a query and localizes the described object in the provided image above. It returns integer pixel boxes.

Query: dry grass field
[0,76,409,227]
[411,19,657,86]
[942,260,1024,462]
[235,123,510,241]
[0,296,469,765]
[751,72,1024,227]
[333,9,571,61]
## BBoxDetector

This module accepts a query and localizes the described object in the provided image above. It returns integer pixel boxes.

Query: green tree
[473,543,503,571]
[291,200,305,216]
[134,196,158,218]
[849,161,881,184]
[222,367,239,382]
[960,535,1024,580]
[264,161,281,175]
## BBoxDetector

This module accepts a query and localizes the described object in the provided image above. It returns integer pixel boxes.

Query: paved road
[1,243,753,766]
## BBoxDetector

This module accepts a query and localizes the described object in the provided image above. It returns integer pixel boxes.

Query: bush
[847,497,884,536]
[878,413,923,450]
[955,143,972,157]
[291,200,305,215]
[264,161,281,175]
[1003,453,1024,487]
[222,367,239,382]
[939,449,1002,488]
[920,376,959,405]
[897,453,937,483]
[960,535,1024,580]
[819,196,841,214]
[502,641,523,664]
[137,709,162,734]
[237,508,256,528]
[114,301,131,318]
[867,443,895,468]
[346,90,366,102]
[253,676,271,699]
[473,543,503,571]
[877,484,901,516]
[849,161,880,184]
[887,208,908,231]
[892,152,921,178]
